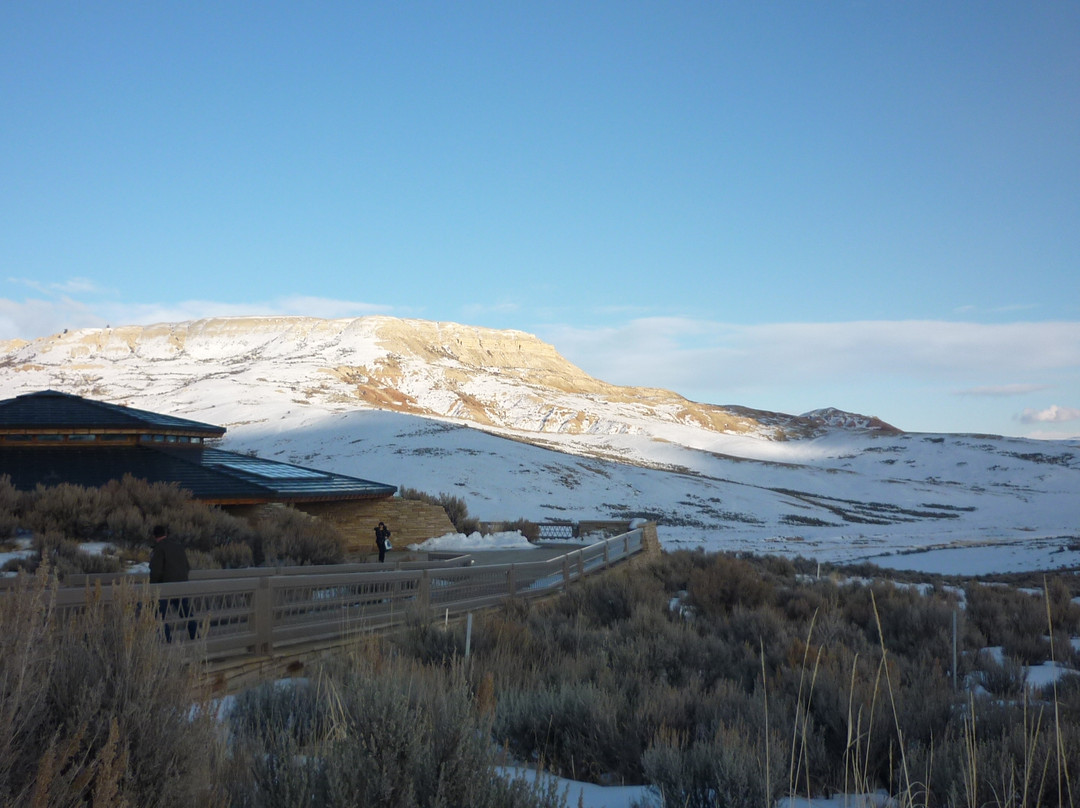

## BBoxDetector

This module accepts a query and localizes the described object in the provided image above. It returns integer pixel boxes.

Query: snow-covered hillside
[3,315,1079,573]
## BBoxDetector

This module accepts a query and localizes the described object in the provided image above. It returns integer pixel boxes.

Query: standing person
[374,521,391,563]
[149,525,196,641]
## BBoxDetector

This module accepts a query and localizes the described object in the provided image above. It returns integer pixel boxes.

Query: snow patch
[408,530,537,552]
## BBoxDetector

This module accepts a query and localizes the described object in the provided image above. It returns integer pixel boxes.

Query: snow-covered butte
[2,315,1079,572]
[0,315,826,440]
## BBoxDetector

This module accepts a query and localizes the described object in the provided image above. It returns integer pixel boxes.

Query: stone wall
[297,498,456,556]
[639,521,661,556]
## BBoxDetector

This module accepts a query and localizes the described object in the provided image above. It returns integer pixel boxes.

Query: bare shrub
[643,722,783,808]
[258,506,344,565]
[24,482,107,540]
[1046,575,1080,635]
[211,540,254,569]
[184,548,221,570]
[95,475,204,547]
[62,544,123,576]
[687,554,774,617]
[843,581,957,662]
[556,566,662,627]
[398,487,478,535]
[503,518,540,542]
[1003,632,1053,666]
[494,680,622,783]
[777,586,824,622]
[435,492,468,528]
[0,557,32,574]
[906,698,1080,807]
[0,476,19,539]
[379,549,1080,802]
[10,476,347,570]
[714,605,796,690]
[974,649,1027,697]
[224,650,564,808]
[0,566,222,806]
[105,502,149,544]
[966,583,1051,663]
[639,548,708,593]
[395,609,467,666]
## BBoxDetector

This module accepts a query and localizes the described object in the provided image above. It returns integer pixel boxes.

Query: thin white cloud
[461,301,521,317]
[1019,405,1080,424]
[958,384,1048,396]
[0,297,392,341]
[7,276,106,296]
[952,303,1039,315]
[0,296,106,341]
[1024,430,1080,441]
[992,303,1039,313]
[267,296,391,320]
[542,319,1080,393]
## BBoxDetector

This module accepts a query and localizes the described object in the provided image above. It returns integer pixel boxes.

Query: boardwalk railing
[46,528,646,661]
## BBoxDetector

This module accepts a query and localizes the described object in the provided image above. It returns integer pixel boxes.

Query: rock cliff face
[0,315,891,441]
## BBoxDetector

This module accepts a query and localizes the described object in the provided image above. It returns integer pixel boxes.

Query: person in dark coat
[374,521,391,563]
[149,525,196,641]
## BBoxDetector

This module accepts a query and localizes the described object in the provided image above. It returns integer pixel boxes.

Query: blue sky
[2,2,1078,438]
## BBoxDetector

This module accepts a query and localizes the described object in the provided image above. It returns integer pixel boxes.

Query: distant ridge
[801,407,901,435]
[0,315,896,442]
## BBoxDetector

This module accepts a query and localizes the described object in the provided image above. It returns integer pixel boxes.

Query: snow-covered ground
[3,316,1078,576]
[498,767,661,808]
[217,407,1079,576]
[408,530,539,553]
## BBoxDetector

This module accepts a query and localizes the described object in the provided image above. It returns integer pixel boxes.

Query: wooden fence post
[562,555,571,589]
[507,565,516,597]
[253,577,273,655]
[603,540,610,567]
[419,570,431,614]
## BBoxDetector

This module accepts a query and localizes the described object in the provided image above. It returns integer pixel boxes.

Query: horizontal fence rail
[24,528,646,662]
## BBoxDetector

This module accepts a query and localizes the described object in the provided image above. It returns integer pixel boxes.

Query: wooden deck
[43,524,659,695]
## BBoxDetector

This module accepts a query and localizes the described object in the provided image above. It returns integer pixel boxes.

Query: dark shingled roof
[0,391,395,503]
[0,390,225,436]
[0,445,396,503]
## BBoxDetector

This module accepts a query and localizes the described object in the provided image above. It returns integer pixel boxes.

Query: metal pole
[465,612,473,659]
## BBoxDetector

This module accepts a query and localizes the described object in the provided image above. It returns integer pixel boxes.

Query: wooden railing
[46,528,646,661]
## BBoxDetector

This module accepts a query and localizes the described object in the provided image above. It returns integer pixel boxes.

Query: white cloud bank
[1020,405,1080,424]
[543,318,1080,390]
[0,295,389,342]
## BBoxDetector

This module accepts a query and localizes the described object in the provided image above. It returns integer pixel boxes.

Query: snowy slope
[2,316,1078,572]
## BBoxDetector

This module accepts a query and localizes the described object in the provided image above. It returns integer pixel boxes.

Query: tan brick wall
[297,498,456,555]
